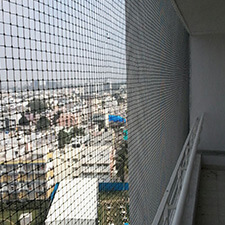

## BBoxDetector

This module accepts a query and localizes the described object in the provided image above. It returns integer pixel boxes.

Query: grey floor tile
[195,168,225,225]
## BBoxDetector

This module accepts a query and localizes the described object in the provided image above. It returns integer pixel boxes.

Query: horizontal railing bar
[152,114,204,225]
[172,114,204,225]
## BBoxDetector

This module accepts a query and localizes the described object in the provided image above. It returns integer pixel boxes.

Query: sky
[0,0,126,88]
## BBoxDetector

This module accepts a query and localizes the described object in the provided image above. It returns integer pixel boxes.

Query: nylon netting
[0,0,127,224]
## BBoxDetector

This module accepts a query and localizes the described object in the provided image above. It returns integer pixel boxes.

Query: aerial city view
[0,80,128,224]
[0,0,127,224]
[0,0,221,224]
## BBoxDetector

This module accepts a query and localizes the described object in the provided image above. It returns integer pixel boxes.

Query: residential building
[0,134,55,201]
[45,178,98,225]
[0,156,54,201]
[53,143,113,183]
[57,113,80,128]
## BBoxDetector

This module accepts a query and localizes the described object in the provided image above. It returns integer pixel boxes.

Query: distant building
[0,134,55,201]
[45,80,59,89]
[92,113,109,128]
[0,154,54,201]
[32,80,40,90]
[45,178,98,225]
[0,118,17,131]
[53,143,113,183]
[57,113,79,128]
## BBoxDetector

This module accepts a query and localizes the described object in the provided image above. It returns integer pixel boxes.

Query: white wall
[190,34,225,151]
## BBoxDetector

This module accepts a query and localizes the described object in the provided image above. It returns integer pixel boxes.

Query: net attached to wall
[126,0,189,224]
[0,0,127,224]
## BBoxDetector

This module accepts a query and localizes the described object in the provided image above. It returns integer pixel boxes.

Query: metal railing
[152,115,204,225]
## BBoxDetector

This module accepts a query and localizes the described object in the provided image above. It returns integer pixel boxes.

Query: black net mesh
[126,0,189,224]
[0,0,127,224]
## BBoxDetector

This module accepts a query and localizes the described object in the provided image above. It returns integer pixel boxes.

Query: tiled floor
[195,167,225,225]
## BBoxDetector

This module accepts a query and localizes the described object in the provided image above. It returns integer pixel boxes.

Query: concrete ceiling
[174,0,225,35]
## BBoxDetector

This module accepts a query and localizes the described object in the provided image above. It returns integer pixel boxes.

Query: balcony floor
[195,166,225,225]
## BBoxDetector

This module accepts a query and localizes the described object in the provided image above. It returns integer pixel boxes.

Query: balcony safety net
[126,0,189,224]
[0,0,127,224]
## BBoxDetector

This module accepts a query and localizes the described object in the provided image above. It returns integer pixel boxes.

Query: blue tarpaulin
[50,183,59,201]
[99,183,129,191]
[109,115,126,123]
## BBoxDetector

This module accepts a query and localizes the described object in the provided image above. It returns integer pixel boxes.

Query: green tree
[98,121,105,131]
[102,100,105,108]
[112,123,124,150]
[117,96,125,105]
[19,114,29,126]
[27,98,48,113]
[36,116,51,131]
[116,140,128,182]
[58,127,85,149]
[70,126,85,137]
[58,129,71,149]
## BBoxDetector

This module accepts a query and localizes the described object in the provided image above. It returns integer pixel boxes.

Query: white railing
[152,115,204,225]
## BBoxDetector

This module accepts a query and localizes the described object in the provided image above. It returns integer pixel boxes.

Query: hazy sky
[0,0,126,88]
